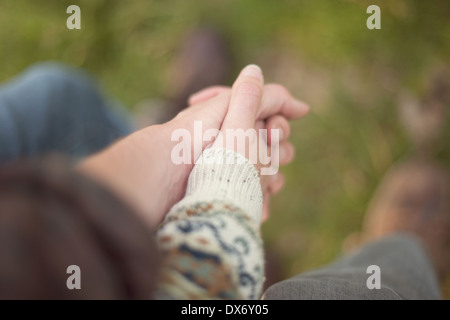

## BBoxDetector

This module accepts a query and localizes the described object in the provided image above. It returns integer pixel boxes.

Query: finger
[221,64,264,131]
[261,193,270,223]
[268,172,285,195]
[279,141,295,166]
[188,86,230,106]
[265,115,290,145]
[255,119,265,131]
[258,84,309,120]
[177,90,231,118]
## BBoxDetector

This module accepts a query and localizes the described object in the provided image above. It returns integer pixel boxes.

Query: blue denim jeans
[0,62,133,161]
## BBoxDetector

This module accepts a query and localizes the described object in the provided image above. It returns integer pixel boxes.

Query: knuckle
[271,84,291,98]
[271,116,289,133]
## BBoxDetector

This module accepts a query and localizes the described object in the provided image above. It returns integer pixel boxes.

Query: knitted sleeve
[155,147,265,300]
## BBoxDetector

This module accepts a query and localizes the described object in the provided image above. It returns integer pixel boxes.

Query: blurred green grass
[1,0,450,295]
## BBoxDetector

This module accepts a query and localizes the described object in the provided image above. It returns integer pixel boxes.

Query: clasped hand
[79,65,309,227]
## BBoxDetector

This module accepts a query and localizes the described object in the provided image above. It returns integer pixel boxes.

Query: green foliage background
[1,0,449,295]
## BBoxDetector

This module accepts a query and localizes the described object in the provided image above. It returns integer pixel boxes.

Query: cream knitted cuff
[173,147,264,225]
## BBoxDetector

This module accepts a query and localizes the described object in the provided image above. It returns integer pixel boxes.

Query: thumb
[220,64,264,131]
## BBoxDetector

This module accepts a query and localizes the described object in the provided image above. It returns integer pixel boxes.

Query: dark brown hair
[0,155,159,299]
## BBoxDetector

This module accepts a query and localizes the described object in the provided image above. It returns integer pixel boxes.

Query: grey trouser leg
[263,233,441,300]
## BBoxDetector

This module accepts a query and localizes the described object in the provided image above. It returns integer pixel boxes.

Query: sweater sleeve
[155,147,265,299]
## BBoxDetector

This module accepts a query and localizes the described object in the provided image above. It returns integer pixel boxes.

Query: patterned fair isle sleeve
[155,148,265,300]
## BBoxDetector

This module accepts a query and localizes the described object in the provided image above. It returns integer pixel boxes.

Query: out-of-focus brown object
[398,67,450,156]
[344,160,450,281]
[136,27,232,126]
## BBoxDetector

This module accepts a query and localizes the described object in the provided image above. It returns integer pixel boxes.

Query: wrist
[140,123,194,217]
[169,147,263,225]
[78,123,190,228]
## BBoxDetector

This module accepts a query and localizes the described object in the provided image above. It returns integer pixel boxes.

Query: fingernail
[242,64,263,80]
